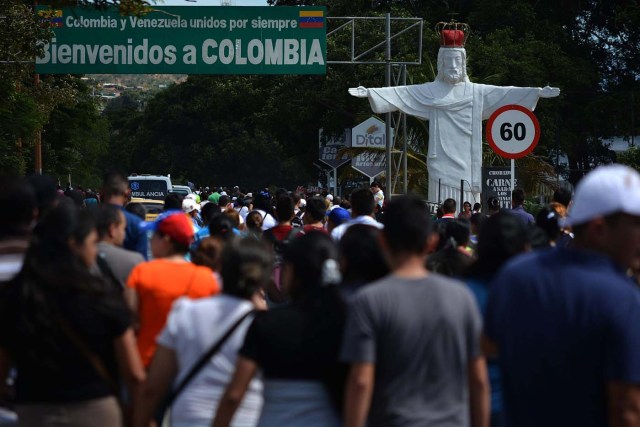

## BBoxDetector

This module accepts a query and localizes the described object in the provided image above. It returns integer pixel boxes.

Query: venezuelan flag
[299,10,324,28]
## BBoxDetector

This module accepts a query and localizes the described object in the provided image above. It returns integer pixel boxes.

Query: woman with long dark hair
[0,201,145,426]
[213,231,347,427]
[338,224,390,299]
[464,212,530,427]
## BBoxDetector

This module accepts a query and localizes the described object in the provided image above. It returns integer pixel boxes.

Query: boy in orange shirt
[126,211,220,367]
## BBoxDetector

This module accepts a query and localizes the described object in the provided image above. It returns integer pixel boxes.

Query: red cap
[142,211,194,246]
[159,213,194,246]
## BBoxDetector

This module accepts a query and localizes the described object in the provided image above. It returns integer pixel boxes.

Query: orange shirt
[127,259,220,367]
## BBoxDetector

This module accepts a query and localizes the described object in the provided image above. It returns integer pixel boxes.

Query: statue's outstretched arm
[539,86,560,98]
[348,86,369,98]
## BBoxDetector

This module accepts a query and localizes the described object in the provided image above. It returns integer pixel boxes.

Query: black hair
[552,188,572,208]
[95,204,124,240]
[163,193,183,211]
[350,188,376,216]
[528,226,551,249]
[3,202,113,370]
[253,192,273,214]
[245,210,263,232]
[535,206,561,243]
[200,202,219,225]
[305,196,327,223]
[0,174,37,238]
[445,219,471,247]
[339,224,389,285]
[283,231,340,301]
[466,212,529,280]
[427,245,472,278]
[470,212,486,227]
[26,174,57,219]
[220,238,273,299]
[101,171,129,198]
[275,188,289,200]
[124,202,146,220]
[487,196,501,214]
[463,201,472,209]
[473,202,481,212]
[383,195,433,254]
[442,198,457,214]
[292,192,302,204]
[512,188,526,206]
[66,189,85,208]
[275,195,294,222]
[209,213,235,241]
[218,195,230,207]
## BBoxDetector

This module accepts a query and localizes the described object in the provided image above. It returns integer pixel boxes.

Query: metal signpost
[486,104,541,204]
[318,128,351,196]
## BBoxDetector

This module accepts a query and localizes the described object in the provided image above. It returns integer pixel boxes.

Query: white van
[171,185,193,196]
[128,174,172,200]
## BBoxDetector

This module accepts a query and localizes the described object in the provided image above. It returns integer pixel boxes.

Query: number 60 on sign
[486,104,540,160]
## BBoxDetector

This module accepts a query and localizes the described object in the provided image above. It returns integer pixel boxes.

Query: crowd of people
[1,164,640,427]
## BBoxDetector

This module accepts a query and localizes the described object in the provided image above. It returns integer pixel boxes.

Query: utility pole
[34,73,42,175]
[385,13,392,200]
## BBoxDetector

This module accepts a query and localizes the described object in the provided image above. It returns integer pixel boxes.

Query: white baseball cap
[326,194,334,201]
[182,198,200,214]
[566,164,640,226]
[184,193,197,201]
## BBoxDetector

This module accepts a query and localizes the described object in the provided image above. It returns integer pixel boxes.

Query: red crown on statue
[435,21,469,48]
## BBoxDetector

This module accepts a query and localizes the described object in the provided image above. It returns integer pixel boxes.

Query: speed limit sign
[486,105,540,159]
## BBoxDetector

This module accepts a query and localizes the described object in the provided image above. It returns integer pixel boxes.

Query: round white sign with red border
[486,105,540,159]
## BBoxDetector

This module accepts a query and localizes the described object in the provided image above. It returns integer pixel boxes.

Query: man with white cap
[182,197,202,231]
[483,164,640,427]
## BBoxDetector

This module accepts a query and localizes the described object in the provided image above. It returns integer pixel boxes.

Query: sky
[157,0,269,5]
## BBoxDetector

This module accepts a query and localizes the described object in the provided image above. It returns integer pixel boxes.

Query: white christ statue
[349,47,560,203]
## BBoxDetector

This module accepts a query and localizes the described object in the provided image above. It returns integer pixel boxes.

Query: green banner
[35,6,326,75]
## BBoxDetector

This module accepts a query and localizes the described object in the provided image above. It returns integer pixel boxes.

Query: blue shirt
[485,248,640,427]
[116,206,148,260]
[465,277,503,414]
[510,205,534,226]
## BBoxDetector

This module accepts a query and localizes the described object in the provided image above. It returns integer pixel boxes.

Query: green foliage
[3,0,640,193]
[617,146,640,172]
[40,78,109,188]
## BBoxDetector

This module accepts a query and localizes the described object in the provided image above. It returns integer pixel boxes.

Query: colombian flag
[299,10,324,29]
[38,9,64,28]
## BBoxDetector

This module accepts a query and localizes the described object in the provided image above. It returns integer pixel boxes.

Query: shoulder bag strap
[165,309,255,408]
[56,315,119,396]
[96,253,123,290]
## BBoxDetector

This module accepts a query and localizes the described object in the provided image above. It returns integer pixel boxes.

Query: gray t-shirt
[97,242,145,288]
[340,273,482,427]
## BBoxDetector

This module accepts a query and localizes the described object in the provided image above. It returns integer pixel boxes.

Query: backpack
[262,227,303,300]
[263,227,302,264]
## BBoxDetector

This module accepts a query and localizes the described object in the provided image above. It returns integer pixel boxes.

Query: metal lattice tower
[326,15,424,198]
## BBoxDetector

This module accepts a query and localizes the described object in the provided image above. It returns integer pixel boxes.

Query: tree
[617,146,640,172]
[40,77,109,188]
